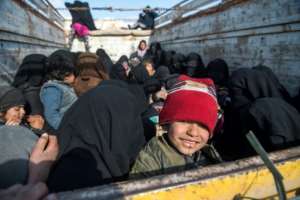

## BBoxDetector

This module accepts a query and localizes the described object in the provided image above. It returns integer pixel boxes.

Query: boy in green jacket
[131,75,222,177]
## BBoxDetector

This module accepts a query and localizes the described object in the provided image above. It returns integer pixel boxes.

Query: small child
[131,75,222,177]
[0,86,39,188]
[40,55,77,130]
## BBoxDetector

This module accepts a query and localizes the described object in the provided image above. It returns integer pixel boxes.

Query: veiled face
[168,121,210,156]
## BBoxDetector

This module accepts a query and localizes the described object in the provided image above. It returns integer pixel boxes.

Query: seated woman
[130,75,222,178]
[40,54,78,130]
[247,97,300,151]
[74,52,109,96]
[47,80,146,192]
[0,86,39,188]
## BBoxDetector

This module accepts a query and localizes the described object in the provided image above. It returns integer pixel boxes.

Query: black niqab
[206,58,229,87]
[96,49,113,73]
[154,65,170,83]
[129,64,150,84]
[13,54,47,88]
[184,52,205,77]
[109,63,127,81]
[48,80,145,191]
[171,53,185,74]
[146,42,164,67]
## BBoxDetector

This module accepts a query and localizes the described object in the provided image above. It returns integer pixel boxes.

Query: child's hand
[27,115,45,130]
[28,133,59,184]
[5,117,21,126]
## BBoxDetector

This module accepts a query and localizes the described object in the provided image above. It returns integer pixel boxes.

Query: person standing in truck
[65,1,97,52]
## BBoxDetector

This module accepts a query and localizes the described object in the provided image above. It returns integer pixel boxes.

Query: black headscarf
[229,68,284,110]
[206,58,229,87]
[163,50,174,69]
[249,98,300,150]
[183,52,205,77]
[109,64,127,81]
[48,80,146,192]
[65,1,96,30]
[154,65,170,83]
[12,54,47,115]
[0,86,25,113]
[96,48,113,73]
[146,42,164,68]
[171,53,185,74]
[109,56,129,81]
[116,55,128,65]
[13,54,47,89]
[143,77,162,96]
[218,68,289,159]
[129,64,150,85]
[49,49,76,67]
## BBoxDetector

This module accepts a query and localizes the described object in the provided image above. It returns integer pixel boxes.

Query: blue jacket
[40,80,77,129]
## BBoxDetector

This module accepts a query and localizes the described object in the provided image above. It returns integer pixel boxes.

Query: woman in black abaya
[47,80,146,192]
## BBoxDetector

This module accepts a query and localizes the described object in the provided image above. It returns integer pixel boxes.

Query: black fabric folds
[252,65,292,103]
[13,54,47,89]
[154,66,170,83]
[65,1,96,30]
[206,58,229,87]
[249,98,300,150]
[229,68,284,110]
[96,49,114,73]
[48,80,145,192]
[109,64,127,81]
[129,64,150,84]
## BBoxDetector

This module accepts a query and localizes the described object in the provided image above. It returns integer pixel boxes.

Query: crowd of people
[0,39,300,199]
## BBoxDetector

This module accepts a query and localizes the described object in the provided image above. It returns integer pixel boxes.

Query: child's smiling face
[168,121,210,156]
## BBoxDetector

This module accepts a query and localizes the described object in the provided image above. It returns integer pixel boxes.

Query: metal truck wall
[0,0,65,86]
[151,0,300,95]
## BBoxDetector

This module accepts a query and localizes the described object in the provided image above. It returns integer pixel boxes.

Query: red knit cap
[159,75,219,135]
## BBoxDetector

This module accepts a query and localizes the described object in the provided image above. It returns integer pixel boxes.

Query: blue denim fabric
[40,81,77,129]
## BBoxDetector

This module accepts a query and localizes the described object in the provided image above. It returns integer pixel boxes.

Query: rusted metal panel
[57,146,300,200]
[151,0,300,95]
[0,0,65,86]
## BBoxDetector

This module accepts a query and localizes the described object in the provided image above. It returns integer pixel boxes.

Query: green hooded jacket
[130,134,222,178]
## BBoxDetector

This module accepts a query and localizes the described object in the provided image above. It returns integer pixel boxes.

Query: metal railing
[24,0,65,27]
[155,0,223,28]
